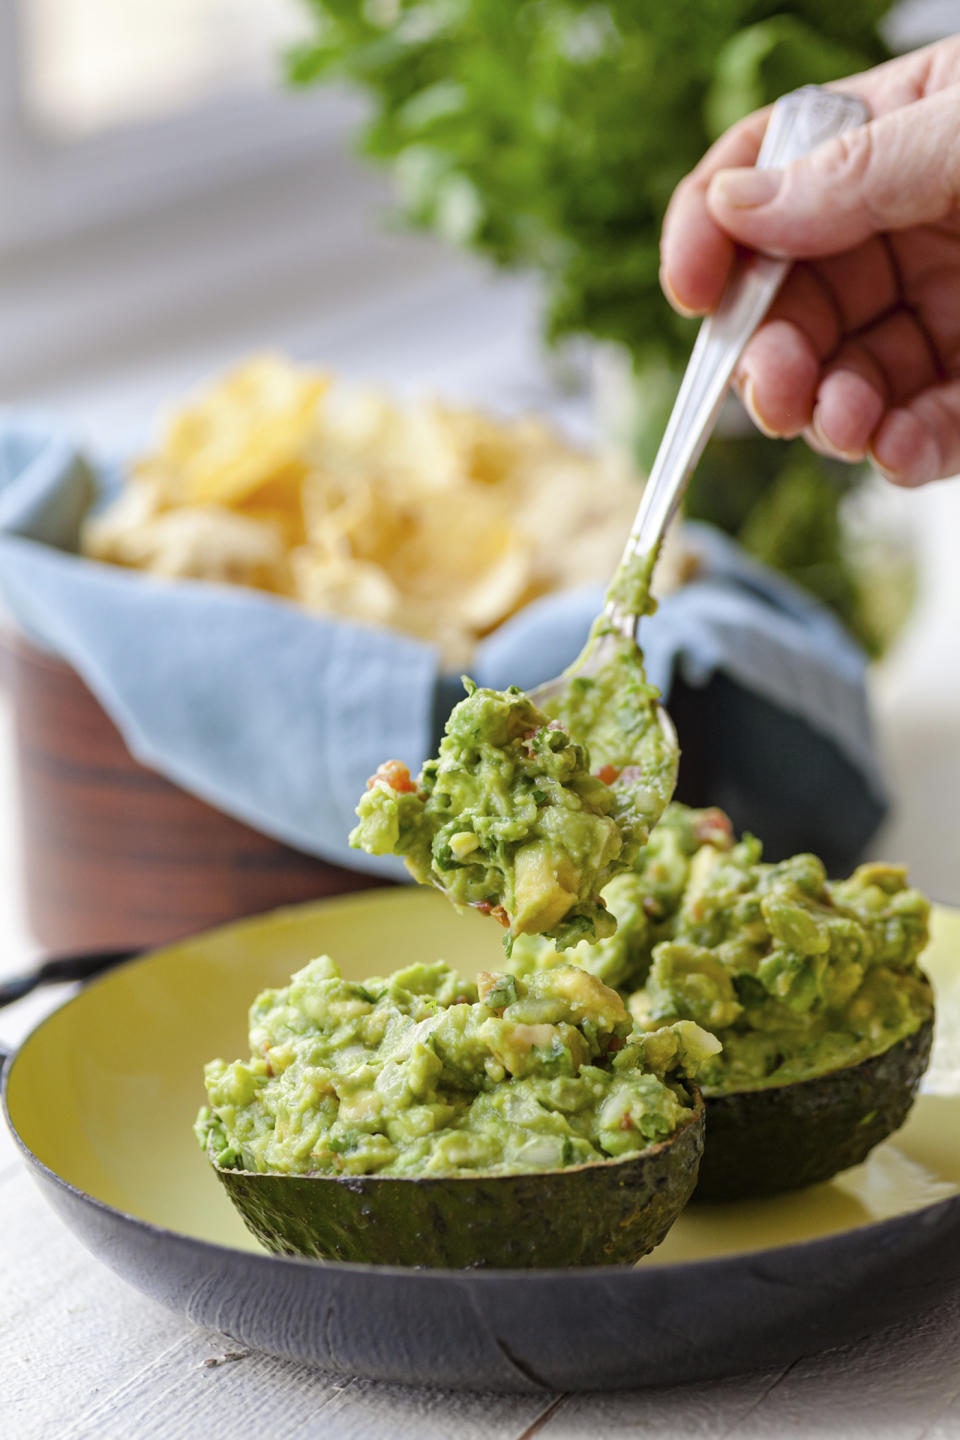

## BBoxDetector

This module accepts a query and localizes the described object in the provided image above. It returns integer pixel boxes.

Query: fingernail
[871,440,939,487]
[658,266,701,318]
[741,379,779,440]
[711,168,782,209]
[871,452,937,487]
[811,407,863,462]
[870,410,940,487]
[810,409,830,449]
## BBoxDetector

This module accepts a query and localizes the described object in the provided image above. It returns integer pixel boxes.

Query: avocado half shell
[208,1092,705,1269]
[694,1015,934,1203]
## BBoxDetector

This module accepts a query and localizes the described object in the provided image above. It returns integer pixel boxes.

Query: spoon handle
[0,948,139,1009]
[612,84,870,602]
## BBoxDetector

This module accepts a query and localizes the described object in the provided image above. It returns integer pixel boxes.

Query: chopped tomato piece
[694,808,734,848]
[473,900,510,928]
[367,759,416,793]
[595,764,620,785]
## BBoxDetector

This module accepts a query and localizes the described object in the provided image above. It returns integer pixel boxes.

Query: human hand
[660,37,960,486]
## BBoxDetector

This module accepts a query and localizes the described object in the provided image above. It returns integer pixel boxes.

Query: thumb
[706,85,960,257]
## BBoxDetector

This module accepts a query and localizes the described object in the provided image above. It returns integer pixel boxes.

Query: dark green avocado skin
[210,1095,704,1269]
[694,1017,934,1203]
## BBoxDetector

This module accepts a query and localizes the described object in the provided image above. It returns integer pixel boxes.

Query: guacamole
[636,840,933,1092]
[350,543,677,950]
[352,684,623,949]
[507,803,735,991]
[505,804,934,1093]
[195,958,718,1178]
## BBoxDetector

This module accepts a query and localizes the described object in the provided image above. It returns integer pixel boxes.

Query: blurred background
[1,0,959,985]
[0,0,552,429]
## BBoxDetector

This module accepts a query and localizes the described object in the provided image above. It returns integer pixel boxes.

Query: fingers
[660,111,768,315]
[803,238,899,335]
[825,33,960,115]
[660,36,960,315]
[810,370,885,460]
[706,85,960,259]
[729,242,896,442]
[808,308,942,460]
[734,305,959,485]
[736,335,888,459]
[740,299,944,456]
[741,362,960,486]
[735,320,821,438]
[871,381,960,486]
[658,36,960,484]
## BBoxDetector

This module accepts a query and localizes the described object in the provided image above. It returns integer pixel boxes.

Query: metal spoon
[529,84,869,732]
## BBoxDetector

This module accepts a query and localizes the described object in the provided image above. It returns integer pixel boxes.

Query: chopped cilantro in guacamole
[195,958,717,1178]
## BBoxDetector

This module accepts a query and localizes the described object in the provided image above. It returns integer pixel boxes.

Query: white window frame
[0,1,359,255]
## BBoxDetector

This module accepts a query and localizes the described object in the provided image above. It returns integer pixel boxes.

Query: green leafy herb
[286,2,903,653]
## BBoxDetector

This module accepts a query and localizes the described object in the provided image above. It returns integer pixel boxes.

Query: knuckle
[813,125,897,229]
[929,34,960,91]
[823,126,876,189]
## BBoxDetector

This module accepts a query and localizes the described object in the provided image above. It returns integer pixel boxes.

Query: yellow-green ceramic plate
[4,890,960,1392]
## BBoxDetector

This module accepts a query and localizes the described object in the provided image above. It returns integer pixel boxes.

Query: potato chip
[81,353,662,667]
[156,353,327,506]
[84,481,288,592]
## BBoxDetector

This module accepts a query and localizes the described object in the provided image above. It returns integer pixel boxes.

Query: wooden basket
[1,633,385,953]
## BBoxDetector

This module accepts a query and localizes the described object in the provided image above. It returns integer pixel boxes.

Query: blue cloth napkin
[0,413,886,878]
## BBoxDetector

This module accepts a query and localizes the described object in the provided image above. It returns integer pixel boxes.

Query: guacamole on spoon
[351,556,676,950]
[504,803,732,990]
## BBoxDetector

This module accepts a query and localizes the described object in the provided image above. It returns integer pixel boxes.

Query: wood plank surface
[543,1306,960,1439]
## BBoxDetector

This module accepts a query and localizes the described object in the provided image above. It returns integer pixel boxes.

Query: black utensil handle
[0,948,140,1068]
[0,948,140,1010]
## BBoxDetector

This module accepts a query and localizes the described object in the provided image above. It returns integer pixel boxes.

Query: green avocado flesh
[196,958,714,1179]
[349,554,677,952]
[503,802,935,1194]
[506,804,934,1093]
[196,958,714,1265]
